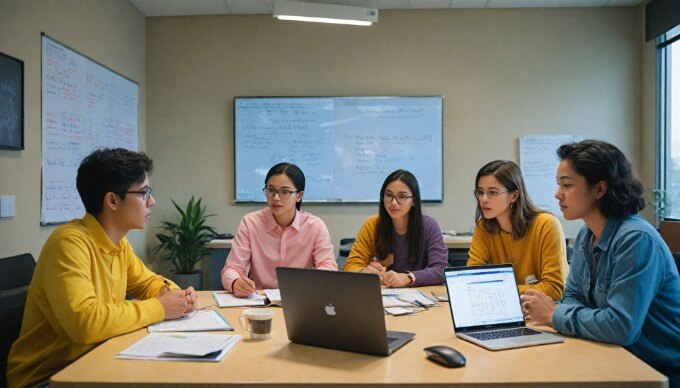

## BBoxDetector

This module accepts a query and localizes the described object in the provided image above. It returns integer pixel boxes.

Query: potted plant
[153,196,217,290]
[647,187,671,227]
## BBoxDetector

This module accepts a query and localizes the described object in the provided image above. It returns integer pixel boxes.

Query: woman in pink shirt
[222,163,338,297]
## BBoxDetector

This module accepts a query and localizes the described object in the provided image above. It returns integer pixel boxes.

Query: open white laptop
[276,267,415,356]
[444,264,564,350]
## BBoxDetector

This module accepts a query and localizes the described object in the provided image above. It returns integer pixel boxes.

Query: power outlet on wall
[0,195,16,218]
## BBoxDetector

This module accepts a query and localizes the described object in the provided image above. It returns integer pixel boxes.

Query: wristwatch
[406,272,416,286]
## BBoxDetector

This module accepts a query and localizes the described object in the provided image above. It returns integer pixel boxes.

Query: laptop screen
[445,265,524,331]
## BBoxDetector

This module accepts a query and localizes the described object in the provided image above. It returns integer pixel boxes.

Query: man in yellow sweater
[7,148,197,388]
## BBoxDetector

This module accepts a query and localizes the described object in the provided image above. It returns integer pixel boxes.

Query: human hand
[158,289,189,320]
[362,262,387,284]
[232,277,256,297]
[520,289,556,324]
[362,262,386,275]
[184,286,198,312]
[383,271,411,288]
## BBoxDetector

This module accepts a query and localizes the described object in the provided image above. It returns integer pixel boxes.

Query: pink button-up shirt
[221,208,337,291]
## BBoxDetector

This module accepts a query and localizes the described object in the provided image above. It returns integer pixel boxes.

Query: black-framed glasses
[383,193,414,204]
[263,187,299,200]
[473,189,509,200]
[121,187,153,203]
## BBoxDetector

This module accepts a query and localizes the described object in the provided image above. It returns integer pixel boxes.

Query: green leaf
[154,196,218,275]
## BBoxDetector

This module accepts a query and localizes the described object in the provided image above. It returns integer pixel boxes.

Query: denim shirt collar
[593,217,625,252]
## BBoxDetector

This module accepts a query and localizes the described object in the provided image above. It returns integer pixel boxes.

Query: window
[660,26,680,219]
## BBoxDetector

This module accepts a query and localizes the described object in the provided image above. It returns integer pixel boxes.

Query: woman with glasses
[343,169,448,287]
[521,140,679,386]
[468,160,568,300]
[221,163,337,297]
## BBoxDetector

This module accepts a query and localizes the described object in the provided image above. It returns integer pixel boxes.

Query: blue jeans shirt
[553,215,680,384]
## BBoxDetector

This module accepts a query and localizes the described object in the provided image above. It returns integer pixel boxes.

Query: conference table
[50,287,668,387]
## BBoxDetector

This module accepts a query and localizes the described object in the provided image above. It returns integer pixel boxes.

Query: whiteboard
[41,35,138,225]
[520,135,582,214]
[234,97,443,202]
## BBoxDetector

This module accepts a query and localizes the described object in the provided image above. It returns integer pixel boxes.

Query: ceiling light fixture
[273,0,378,27]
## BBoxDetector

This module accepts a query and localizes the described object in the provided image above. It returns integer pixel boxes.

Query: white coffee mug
[239,309,274,340]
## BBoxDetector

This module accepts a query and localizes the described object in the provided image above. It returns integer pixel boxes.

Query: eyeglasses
[121,187,153,203]
[383,193,414,204]
[263,187,299,200]
[473,189,509,200]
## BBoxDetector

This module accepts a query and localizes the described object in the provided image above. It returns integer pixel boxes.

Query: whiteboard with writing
[520,135,582,214]
[234,97,442,202]
[41,35,138,224]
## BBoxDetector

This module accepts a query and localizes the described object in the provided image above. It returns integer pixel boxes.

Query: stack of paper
[117,333,241,362]
[147,309,233,332]
[381,288,437,308]
[212,292,266,307]
[263,289,281,306]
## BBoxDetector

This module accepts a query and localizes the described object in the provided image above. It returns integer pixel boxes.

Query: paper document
[117,333,241,362]
[148,309,233,332]
[212,291,266,307]
[263,289,281,305]
[431,290,449,302]
[381,288,437,308]
[384,307,414,316]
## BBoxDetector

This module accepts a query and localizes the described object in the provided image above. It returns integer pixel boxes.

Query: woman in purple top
[343,170,449,286]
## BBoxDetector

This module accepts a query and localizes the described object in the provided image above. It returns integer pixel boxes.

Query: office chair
[0,253,36,388]
[336,238,355,269]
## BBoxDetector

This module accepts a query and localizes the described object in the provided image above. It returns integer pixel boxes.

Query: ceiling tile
[604,0,643,6]
[130,0,228,16]
[373,0,412,9]
[487,0,603,7]
[226,0,273,14]
[408,0,452,9]
[450,0,490,8]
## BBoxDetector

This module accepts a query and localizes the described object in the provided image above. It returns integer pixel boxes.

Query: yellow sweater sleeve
[516,214,568,301]
[42,235,165,345]
[342,216,378,272]
[124,239,179,299]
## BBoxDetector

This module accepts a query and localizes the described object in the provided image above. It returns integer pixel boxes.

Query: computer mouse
[424,345,466,368]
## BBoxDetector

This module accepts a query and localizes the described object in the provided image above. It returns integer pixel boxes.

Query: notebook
[444,264,564,350]
[276,267,415,356]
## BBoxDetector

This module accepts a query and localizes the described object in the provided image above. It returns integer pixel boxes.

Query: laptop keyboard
[387,336,398,343]
[467,327,540,341]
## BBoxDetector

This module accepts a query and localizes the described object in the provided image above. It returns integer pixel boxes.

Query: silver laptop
[444,264,564,351]
[276,267,415,356]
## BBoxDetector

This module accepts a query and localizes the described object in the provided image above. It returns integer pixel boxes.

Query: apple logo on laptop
[325,303,336,316]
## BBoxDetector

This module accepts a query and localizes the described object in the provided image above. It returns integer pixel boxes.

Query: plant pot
[169,270,202,291]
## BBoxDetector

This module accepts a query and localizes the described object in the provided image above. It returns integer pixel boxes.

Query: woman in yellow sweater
[468,160,568,300]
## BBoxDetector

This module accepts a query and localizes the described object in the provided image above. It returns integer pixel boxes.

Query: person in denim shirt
[521,140,680,387]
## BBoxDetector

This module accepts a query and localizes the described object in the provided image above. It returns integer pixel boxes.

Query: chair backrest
[660,220,680,252]
[336,238,356,269]
[0,253,36,387]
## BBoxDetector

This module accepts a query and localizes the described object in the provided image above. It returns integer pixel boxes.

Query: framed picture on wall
[0,51,24,150]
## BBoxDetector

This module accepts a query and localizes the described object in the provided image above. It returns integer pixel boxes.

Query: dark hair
[76,148,153,215]
[265,162,305,210]
[375,170,423,263]
[475,160,544,239]
[556,139,645,218]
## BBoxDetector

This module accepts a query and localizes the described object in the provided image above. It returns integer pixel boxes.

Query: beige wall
[0,0,146,260]
[146,6,644,267]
